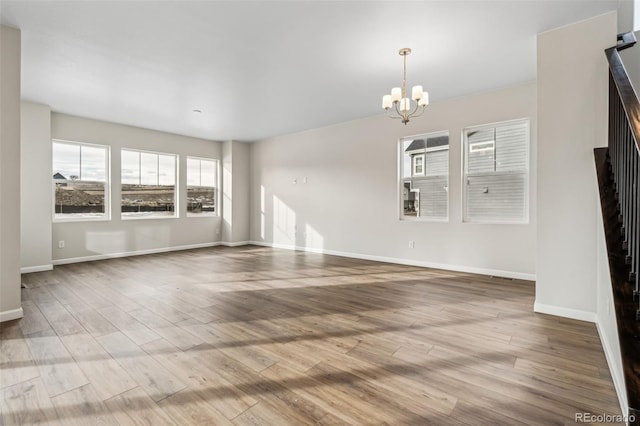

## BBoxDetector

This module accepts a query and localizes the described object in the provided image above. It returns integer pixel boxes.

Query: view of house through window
[400,131,449,220]
[52,140,109,220]
[463,118,529,223]
[121,149,177,218]
[187,157,217,216]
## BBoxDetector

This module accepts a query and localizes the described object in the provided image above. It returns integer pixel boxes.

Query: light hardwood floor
[0,246,623,425]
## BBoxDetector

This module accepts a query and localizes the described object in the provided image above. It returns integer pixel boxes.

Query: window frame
[461,118,530,225]
[52,139,111,223]
[120,147,178,220]
[186,156,219,218]
[412,153,425,177]
[398,130,450,222]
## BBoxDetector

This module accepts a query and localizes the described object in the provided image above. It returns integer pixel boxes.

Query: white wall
[50,113,223,263]
[619,0,636,33]
[0,25,23,322]
[222,141,233,242]
[250,83,537,279]
[221,140,250,244]
[21,101,53,273]
[619,30,640,98]
[232,141,250,243]
[536,12,616,321]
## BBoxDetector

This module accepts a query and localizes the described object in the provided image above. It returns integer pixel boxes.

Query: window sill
[121,215,177,221]
[399,216,448,223]
[53,216,110,223]
[462,219,529,225]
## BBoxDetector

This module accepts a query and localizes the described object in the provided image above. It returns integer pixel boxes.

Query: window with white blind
[121,149,177,218]
[463,119,529,223]
[187,157,218,216]
[400,131,449,220]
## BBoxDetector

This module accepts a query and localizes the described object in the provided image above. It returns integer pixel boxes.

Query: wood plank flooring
[0,246,623,425]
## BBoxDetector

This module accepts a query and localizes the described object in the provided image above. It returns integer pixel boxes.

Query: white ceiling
[0,1,622,141]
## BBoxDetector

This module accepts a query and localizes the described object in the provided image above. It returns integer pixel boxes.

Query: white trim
[121,214,177,220]
[21,264,53,274]
[249,240,535,281]
[52,241,221,265]
[220,241,251,247]
[0,307,24,323]
[533,301,596,323]
[595,319,628,418]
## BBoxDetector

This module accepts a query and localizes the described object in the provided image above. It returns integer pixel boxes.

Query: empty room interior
[2,1,640,424]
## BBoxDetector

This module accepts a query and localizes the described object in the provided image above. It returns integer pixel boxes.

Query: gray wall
[250,83,537,279]
[50,113,223,263]
[21,101,52,273]
[0,25,23,321]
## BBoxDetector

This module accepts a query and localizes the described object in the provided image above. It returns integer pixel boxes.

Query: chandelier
[381,48,429,124]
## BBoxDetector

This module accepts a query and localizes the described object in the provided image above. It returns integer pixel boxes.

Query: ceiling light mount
[382,47,428,125]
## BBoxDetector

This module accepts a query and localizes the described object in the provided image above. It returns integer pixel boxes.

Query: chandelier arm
[386,107,403,120]
[394,102,406,121]
[397,103,412,123]
[408,102,421,118]
[410,105,427,119]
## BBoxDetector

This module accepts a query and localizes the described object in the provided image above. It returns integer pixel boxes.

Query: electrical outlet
[58,240,65,249]
[408,240,415,249]
[303,177,308,184]
[215,228,220,235]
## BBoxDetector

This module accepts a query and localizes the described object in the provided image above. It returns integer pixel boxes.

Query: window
[412,154,425,176]
[463,119,529,223]
[187,157,218,216]
[121,149,177,218]
[400,131,449,220]
[52,140,109,221]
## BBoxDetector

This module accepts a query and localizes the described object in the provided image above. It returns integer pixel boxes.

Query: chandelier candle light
[382,48,429,124]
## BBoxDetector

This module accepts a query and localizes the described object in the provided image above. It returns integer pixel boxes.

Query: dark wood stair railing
[596,31,640,424]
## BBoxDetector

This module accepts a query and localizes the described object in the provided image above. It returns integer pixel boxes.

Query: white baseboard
[220,241,251,247]
[52,242,222,266]
[533,301,597,323]
[21,264,53,274]
[249,240,536,281]
[595,319,628,418]
[0,307,24,323]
